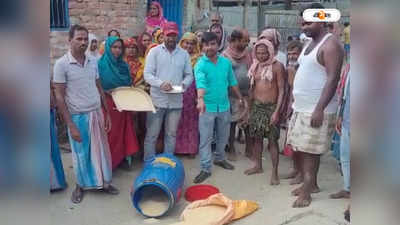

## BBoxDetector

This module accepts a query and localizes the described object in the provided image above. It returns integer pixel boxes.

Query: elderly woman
[98,36,140,170]
[175,32,201,157]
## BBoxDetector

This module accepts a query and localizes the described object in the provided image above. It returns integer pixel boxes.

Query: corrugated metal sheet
[217,6,259,36]
[213,0,268,7]
[264,10,301,50]
[213,0,317,7]
[263,6,350,50]
[148,0,184,36]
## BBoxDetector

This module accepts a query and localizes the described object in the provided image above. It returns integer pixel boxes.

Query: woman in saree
[175,32,202,156]
[123,37,147,152]
[124,38,145,89]
[145,1,168,35]
[98,36,140,169]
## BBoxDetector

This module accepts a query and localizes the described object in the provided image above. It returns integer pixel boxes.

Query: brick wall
[50,0,213,73]
[50,0,146,73]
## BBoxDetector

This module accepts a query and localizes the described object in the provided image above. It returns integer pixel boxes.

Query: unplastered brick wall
[50,0,146,72]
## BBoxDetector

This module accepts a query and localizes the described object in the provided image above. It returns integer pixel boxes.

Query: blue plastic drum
[131,154,185,218]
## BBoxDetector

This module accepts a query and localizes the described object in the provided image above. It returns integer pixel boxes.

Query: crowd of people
[50,2,350,217]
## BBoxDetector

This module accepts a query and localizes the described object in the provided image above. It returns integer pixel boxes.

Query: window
[50,0,69,29]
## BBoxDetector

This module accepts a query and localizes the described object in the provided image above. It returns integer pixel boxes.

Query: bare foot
[270,174,280,185]
[227,152,238,161]
[329,190,350,199]
[244,167,264,175]
[291,185,304,196]
[281,170,298,179]
[310,186,321,194]
[292,185,320,196]
[344,205,350,222]
[289,173,304,185]
[292,194,312,208]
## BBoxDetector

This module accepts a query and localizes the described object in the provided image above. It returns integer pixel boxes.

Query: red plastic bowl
[184,184,220,202]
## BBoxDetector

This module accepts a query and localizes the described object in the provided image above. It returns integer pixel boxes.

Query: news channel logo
[303,9,341,22]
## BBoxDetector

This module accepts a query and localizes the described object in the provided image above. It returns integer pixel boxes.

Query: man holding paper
[143,22,194,162]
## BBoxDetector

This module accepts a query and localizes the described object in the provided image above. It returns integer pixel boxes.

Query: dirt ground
[51,140,349,225]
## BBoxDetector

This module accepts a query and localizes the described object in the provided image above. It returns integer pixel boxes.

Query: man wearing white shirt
[143,22,194,162]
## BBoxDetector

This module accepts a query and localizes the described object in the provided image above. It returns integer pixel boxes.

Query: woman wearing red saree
[98,36,140,169]
[124,38,147,152]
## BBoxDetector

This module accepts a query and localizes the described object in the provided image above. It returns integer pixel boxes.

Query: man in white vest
[287,3,344,208]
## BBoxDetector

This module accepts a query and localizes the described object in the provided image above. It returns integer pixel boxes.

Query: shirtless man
[258,28,287,68]
[245,39,285,186]
[287,3,344,207]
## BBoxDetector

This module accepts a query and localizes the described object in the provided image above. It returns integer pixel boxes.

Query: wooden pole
[258,0,262,34]
[242,0,248,28]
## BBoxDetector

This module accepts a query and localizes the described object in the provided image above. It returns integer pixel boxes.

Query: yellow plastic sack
[177,193,258,225]
[180,193,234,225]
[232,200,259,221]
